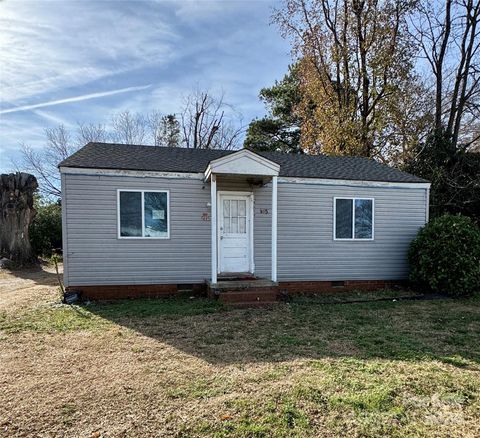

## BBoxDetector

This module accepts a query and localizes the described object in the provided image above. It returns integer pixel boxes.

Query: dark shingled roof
[59,142,428,183]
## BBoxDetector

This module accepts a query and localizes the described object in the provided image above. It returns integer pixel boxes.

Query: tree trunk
[0,173,38,265]
[435,0,452,132]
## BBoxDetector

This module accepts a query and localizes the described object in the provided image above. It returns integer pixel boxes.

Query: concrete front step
[206,278,279,304]
[217,272,257,281]
[208,279,278,291]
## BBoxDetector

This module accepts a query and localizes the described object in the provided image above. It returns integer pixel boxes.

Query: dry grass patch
[1,264,479,437]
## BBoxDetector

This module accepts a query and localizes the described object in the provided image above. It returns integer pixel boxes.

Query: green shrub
[30,200,62,257]
[408,214,480,296]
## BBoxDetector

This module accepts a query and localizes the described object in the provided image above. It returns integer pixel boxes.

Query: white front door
[218,193,253,273]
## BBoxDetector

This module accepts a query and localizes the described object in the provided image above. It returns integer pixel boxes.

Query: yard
[0,264,479,437]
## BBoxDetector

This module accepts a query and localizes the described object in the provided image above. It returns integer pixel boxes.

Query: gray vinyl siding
[274,181,427,281]
[63,172,427,286]
[63,173,211,286]
[217,179,427,281]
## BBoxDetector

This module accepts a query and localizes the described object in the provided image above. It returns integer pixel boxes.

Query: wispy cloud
[0,0,291,173]
[0,85,152,115]
[0,1,176,103]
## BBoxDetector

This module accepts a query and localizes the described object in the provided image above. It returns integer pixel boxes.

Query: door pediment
[205,149,280,180]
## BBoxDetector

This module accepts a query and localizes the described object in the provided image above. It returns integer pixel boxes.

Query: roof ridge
[88,141,236,152]
[87,142,378,162]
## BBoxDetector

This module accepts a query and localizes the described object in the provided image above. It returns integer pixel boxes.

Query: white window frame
[117,189,170,239]
[333,197,375,241]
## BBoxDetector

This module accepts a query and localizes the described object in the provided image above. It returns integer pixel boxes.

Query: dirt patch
[0,262,61,314]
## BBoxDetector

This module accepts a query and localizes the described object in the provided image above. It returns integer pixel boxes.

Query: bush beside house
[30,200,62,258]
[408,214,480,296]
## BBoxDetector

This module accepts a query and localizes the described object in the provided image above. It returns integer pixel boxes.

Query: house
[59,142,430,303]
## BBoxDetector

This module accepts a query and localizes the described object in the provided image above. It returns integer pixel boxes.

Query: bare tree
[111,110,148,145]
[412,0,480,149]
[18,126,75,197]
[77,122,108,144]
[17,124,107,198]
[16,93,244,197]
[180,89,243,149]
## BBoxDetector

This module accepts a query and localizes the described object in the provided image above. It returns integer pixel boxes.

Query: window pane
[223,200,230,233]
[224,218,231,233]
[120,192,142,237]
[144,192,168,237]
[335,199,353,239]
[355,199,373,239]
[239,217,246,234]
[223,200,230,218]
[231,200,238,217]
[238,200,246,216]
[231,216,238,233]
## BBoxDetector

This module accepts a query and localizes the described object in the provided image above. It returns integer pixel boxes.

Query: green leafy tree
[148,113,181,147]
[244,64,302,153]
[30,198,62,257]
[273,0,421,159]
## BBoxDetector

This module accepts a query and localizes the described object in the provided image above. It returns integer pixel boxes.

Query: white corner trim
[211,175,217,284]
[271,176,278,282]
[425,187,430,223]
[60,166,204,180]
[278,176,430,189]
[60,173,69,287]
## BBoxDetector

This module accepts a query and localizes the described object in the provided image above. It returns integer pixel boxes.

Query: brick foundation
[67,284,180,300]
[277,279,405,295]
[67,279,404,301]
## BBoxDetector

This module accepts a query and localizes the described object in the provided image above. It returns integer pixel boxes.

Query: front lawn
[1,265,479,437]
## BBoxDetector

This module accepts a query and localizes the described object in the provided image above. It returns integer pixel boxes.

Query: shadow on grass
[4,261,59,287]
[85,292,480,367]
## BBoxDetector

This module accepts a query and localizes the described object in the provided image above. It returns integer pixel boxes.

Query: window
[118,190,169,238]
[223,199,247,234]
[334,197,374,240]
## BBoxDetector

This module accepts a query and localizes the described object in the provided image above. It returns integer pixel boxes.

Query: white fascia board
[278,176,431,189]
[204,165,212,181]
[59,166,204,180]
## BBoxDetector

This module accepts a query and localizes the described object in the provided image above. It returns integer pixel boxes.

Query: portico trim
[207,149,280,285]
[204,149,280,181]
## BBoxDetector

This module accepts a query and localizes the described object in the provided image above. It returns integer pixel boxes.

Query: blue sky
[0,0,291,172]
